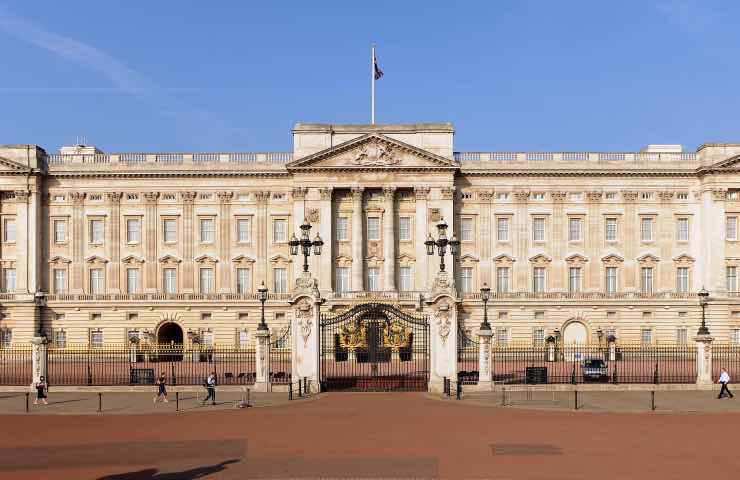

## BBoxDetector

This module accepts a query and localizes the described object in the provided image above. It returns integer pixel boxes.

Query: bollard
[574,390,578,410]
[303,377,307,396]
[501,388,506,407]
[289,382,293,401]
[25,392,29,413]
[176,392,179,412]
[456,381,462,400]
[651,391,655,411]
[298,378,302,397]
[98,392,102,413]
[247,388,250,408]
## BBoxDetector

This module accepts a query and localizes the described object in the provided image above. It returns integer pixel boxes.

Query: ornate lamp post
[289,219,323,274]
[257,281,269,331]
[424,218,460,272]
[697,287,710,335]
[480,283,491,330]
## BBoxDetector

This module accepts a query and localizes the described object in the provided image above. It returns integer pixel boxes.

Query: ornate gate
[320,303,430,391]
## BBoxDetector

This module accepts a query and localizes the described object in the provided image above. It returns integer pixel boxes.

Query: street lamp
[289,219,323,274]
[697,287,710,335]
[480,283,491,331]
[424,218,460,272]
[257,281,269,331]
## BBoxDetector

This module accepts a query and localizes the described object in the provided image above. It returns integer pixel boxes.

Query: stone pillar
[255,191,270,289]
[428,296,457,392]
[703,189,727,294]
[414,186,430,290]
[255,327,271,392]
[382,186,396,291]
[586,191,602,291]
[14,191,30,294]
[291,187,308,285]
[181,192,196,293]
[695,333,713,387]
[318,188,333,295]
[550,192,566,292]
[30,336,47,386]
[70,192,86,294]
[351,187,364,291]
[478,191,494,287]
[608,339,616,361]
[291,294,322,392]
[478,327,492,390]
[547,339,556,362]
[513,191,529,291]
[440,187,456,281]
[622,191,638,292]
[217,191,234,293]
[143,192,159,293]
[106,192,122,294]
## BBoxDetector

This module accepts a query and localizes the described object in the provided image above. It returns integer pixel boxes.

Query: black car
[581,358,609,382]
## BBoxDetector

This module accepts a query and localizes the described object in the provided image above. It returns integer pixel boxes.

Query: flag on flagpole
[374,51,384,80]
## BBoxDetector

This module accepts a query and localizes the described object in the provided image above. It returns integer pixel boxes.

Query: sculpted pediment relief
[286,134,457,171]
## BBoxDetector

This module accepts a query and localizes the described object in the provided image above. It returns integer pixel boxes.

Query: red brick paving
[0,393,738,479]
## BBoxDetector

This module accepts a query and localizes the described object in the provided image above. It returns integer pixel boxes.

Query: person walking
[202,371,217,405]
[718,368,734,399]
[34,376,48,405]
[153,373,168,403]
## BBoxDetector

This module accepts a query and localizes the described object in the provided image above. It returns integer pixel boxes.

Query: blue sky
[0,1,738,152]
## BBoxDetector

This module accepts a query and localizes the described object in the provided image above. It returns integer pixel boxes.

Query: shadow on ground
[97,460,239,480]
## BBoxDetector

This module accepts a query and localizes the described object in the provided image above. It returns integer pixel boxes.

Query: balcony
[327,291,425,302]
[43,292,293,303]
[461,291,699,300]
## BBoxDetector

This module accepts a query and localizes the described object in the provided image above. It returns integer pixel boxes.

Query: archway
[563,321,588,344]
[157,322,184,345]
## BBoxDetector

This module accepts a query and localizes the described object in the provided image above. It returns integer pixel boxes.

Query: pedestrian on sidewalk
[718,368,734,399]
[154,373,168,403]
[34,376,48,405]
[202,371,217,405]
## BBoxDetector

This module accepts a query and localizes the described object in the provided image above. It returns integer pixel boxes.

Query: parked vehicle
[581,358,609,382]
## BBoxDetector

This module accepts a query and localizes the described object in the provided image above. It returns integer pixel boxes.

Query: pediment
[194,254,219,263]
[286,134,458,171]
[0,155,33,175]
[493,253,516,263]
[637,253,660,262]
[121,255,145,264]
[601,253,625,263]
[85,255,109,264]
[528,254,552,263]
[232,254,256,264]
[565,253,589,263]
[673,253,695,263]
[49,255,72,264]
[158,254,182,263]
[707,154,740,170]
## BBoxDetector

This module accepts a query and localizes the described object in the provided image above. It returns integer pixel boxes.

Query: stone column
[478,190,494,287]
[291,295,322,393]
[70,192,86,294]
[318,188,333,295]
[513,191,530,291]
[622,191,638,292]
[382,186,396,291]
[414,186,430,290]
[351,187,364,291]
[440,187,456,281]
[255,326,271,392]
[550,192,567,292]
[30,336,47,386]
[703,189,727,294]
[143,192,159,293]
[217,191,234,293]
[586,191,602,291]
[291,188,308,285]
[254,192,270,290]
[181,192,196,293]
[106,192,121,294]
[14,191,30,294]
[657,191,675,291]
[478,327,492,390]
[695,333,713,387]
[428,297,457,392]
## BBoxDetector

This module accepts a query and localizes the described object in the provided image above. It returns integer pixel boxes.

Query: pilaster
[703,189,727,294]
[382,186,396,290]
[695,334,713,387]
[478,190,493,287]
[622,191,638,292]
[414,186,430,290]
[106,192,121,294]
[513,190,529,291]
[143,192,159,292]
[550,192,566,292]
[351,187,364,290]
[13,191,30,294]
[586,191,602,291]
[318,187,333,294]
[181,191,196,293]
[70,192,85,294]
[255,327,271,392]
[218,191,233,293]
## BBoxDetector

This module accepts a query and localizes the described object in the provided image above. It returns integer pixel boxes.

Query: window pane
[728,217,738,240]
[367,268,380,291]
[237,219,250,243]
[461,267,473,293]
[336,217,348,241]
[200,268,215,294]
[273,219,287,243]
[273,268,287,293]
[677,218,689,241]
[533,218,545,242]
[54,220,67,243]
[2,269,15,292]
[605,267,617,294]
[676,267,689,292]
[164,268,177,294]
[200,218,215,243]
[126,219,141,243]
[163,219,177,243]
[90,268,104,294]
[728,267,738,291]
[461,218,473,242]
[605,218,617,241]
[336,267,350,293]
[641,267,653,293]
[496,267,509,293]
[568,218,582,241]
[568,267,581,292]
[367,217,380,240]
[90,220,104,244]
[54,269,67,293]
[126,269,140,294]
[640,218,653,241]
[236,268,250,294]
[399,217,411,241]
[497,218,509,241]
[3,219,15,243]
[399,266,413,291]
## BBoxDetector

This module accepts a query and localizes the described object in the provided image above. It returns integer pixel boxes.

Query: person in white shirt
[718,368,734,399]
[202,372,217,405]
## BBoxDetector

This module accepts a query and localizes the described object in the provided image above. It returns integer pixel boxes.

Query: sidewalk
[0,390,318,415]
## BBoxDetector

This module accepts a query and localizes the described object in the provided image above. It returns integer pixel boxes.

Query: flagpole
[371,44,375,125]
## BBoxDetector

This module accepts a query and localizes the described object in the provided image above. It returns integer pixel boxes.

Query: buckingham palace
[1,122,740,351]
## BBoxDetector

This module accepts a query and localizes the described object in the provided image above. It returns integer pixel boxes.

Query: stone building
[1,122,740,348]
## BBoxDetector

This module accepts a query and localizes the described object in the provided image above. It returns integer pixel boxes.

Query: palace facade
[1,122,740,348]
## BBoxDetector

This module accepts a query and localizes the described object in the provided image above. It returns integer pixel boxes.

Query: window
[568,218,583,241]
[367,217,380,241]
[126,218,141,243]
[640,218,654,242]
[90,330,104,347]
[200,218,215,243]
[53,329,66,349]
[640,328,653,345]
[200,268,215,294]
[399,266,413,291]
[605,192,617,200]
[677,192,689,200]
[460,267,473,293]
[728,267,738,291]
[461,218,474,242]
[273,219,287,243]
[568,267,582,293]
[532,192,545,200]
[273,267,287,293]
[239,329,249,348]
[534,311,545,322]
[236,268,251,294]
[53,269,67,293]
[676,327,688,345]
[605,218,617,241]
[605,267,617,294]
[570,192,583,201]
[496,192,509,200]
[0,329,11,348]
[533,327,545,346]
[727,217,738,240]
[2,269,15,292]
[202,329,214,347]
[532,218,545,242]
[90,219,104,244]
[163,219,177,243]
[367,267,380,291]
[336,217,349,241]
[126,268,140,294]
[496,267,510,293]
[641,192,653,200]
[676,218,689,242]
[2,219,15,243]
[89,268,104,294]
[163,268,177,294]
[53,220,67,243]
[732,328,740,345]
[335,267,350,293]
[399,217,411,241]
[533,267,546,293]
[236,218,251,243]
[641,267,653,293]
[676,267,689,293]
[497,218,509,241]
[495,327,509,346]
